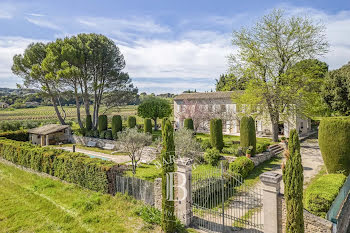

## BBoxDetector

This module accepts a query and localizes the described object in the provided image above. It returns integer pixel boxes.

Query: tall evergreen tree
[161,119,176,232]
[283,129,304,233]
[240,116,256,155]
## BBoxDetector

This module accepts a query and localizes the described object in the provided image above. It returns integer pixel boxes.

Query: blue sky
[0,0,350,94]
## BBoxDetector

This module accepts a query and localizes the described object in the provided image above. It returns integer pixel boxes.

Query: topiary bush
[112,115,122,139]
[86,115,92,131]
[256,142,270,154]
[99,130,107,139]
[93,130,99,138]
[229,157,254,178]
[304,174,346,218]
[200,139,212,150]
[127,116,137,128]
[184,118,194,130]
[144,118,152,134]
[210,119,224,151]
[240,116,256,156]
[105,130,113,140]
[204,148,221,166]
[319,118,350,175]
[98,115,108,133]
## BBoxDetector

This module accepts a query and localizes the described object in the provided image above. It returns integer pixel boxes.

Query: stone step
[271,148,284,155]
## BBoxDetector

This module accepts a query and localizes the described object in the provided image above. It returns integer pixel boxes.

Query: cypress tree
[127,116,136,128]
[184,118,194,130]
[240,116,257,155]
[210,119,224,151]
[112,115,122,139]
[98,115,108,133]
[283,129,304,233]
[161,119,176,232]
[86,115,92,131]
[144,118,152,134]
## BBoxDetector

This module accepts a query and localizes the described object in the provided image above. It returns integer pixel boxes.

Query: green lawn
[0,161,162,233]
[52,144,128,156]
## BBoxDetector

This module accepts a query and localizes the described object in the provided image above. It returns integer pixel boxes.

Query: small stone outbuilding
[28,124,71,146]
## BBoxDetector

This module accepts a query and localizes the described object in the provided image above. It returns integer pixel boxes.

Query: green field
[0,161,162,233]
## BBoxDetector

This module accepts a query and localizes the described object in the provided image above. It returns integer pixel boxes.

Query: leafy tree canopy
[137,97,172,130]
[215,73,249,91]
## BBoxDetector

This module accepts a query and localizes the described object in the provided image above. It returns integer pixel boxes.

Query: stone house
[0,102,9,109]
[173,91,311,137]
[28,124,71,146]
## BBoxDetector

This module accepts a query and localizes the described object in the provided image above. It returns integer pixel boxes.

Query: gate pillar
[175,158,193,226]
[260,172,282,233]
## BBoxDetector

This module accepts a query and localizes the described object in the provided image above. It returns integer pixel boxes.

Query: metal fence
[327,174,350,223]
[192,163,263,233]
[115,176,154,206]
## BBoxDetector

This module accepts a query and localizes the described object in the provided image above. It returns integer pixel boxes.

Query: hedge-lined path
[60,147,131,163]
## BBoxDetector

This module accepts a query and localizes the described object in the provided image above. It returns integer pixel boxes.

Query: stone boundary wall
[225,149,277,166]
[336,192,350,233]
[72,135,118,150]
[279,195,333,233]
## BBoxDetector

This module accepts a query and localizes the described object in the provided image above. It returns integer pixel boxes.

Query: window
[220,104,226,112]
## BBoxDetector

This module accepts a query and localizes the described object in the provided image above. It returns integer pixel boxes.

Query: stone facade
[336,193,350,233]
[173,91,312,137]
[280,195,334,233]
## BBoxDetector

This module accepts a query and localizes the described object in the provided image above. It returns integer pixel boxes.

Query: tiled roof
[173,91,242,100]
[27,124,69,135]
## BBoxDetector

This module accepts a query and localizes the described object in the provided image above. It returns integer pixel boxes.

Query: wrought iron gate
[191,163,263,232]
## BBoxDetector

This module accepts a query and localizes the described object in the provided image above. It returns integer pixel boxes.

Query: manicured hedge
[304,174,346,218]
[112,115,122,139]
[229,156,254,178]
[184,118,194,130]
[204,148,221,166]
[144,118,152,134]
[0,130,29,141]
[240,116,256,156]
[86,115,92,131]
[0,138,122,194]
[319,118,350,175]
[127,116,137,128]
[210,119,224,151]
[98,115,108,133]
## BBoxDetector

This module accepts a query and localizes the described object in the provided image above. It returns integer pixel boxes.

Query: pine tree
[161,119,176,232]
[283,129,304,233]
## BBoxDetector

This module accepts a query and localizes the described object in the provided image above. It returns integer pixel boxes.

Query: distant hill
[0,88,39,96]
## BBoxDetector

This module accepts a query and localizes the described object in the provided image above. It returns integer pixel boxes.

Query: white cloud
[26,13,45,17]
[26,17,61,30]
[0,2,16,19]
[0,36,45,87]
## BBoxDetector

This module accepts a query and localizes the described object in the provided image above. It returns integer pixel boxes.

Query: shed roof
[173,91,242,100]
[27,124,69,135]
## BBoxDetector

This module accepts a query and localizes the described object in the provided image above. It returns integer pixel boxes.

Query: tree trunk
[74,85,83,129]
[270,113,279,142]
[154,118,158,131]
[51,96,66,125]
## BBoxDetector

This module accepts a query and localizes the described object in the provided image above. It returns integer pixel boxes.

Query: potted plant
[281,136,286,143]
[246,147,252,158]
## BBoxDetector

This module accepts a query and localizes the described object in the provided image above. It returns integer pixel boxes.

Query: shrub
[221,159,230,170]
[105,130,113,140]
[0,130,29,141]
[229,157,254,178]
[222,146,238,155]
[86,115,92,131]
[240,116,256,156]
[98,115,108,133]
[204,148,221,166]
[210,119,223,151]
[127,116,137,128]
[112,115,122,139]
[93,130,99,138]
[200,139,212,150]
[184,118,194,130]
[319,118,350,175]
[0,138,121,193]
[256,142,270,154]
[282,129,304,232]
[144,118,152,134]
[304,174,346,218]
[135,206,161,225]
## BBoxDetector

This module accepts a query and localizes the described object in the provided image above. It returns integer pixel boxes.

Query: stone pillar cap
[260,172,282,184]
[176,158,194,167]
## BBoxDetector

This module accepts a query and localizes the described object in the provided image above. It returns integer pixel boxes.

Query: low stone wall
[337,192,350,233]
[224,150,276,166]
[280,195,333,233]
[72,135,117,150]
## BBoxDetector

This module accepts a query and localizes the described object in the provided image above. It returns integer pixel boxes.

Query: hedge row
[304,174,346,218]
[319,118,350,175]
[0,130,29,141]
[0,138,121,194]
